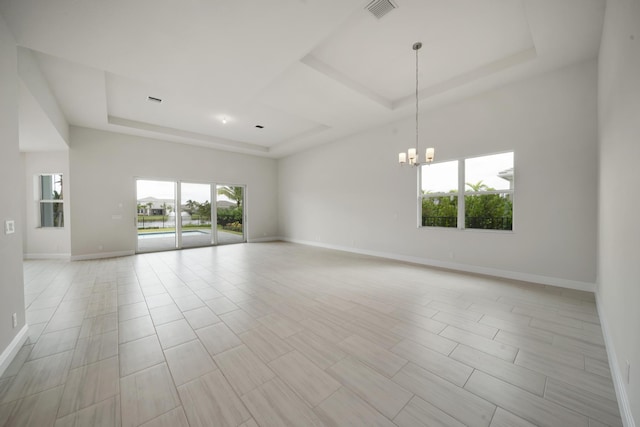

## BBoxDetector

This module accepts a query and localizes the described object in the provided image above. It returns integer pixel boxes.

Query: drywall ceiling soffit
[1,0,605,158]
[105,73,328,148]
[18,79,68,152]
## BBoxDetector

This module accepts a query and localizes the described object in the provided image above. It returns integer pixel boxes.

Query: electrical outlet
[12,313,17,328]
[4,220,15,235]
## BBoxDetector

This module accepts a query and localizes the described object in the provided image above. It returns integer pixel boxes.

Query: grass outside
[137,227,176,234]
[216,224,243,236]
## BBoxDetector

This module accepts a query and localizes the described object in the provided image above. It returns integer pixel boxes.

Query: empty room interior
[0,0,639,426]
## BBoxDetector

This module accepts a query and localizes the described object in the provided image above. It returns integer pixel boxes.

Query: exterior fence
[137,216,212,229]
[137,215,243,232]
[422,216,512,230]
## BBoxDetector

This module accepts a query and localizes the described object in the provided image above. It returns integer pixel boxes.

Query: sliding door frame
[135,177,247,253]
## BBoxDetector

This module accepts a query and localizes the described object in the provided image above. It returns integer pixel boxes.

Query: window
[421,160,458,228]
[421,152,514,231]
[40,174,64,227]
[464,152,513,230]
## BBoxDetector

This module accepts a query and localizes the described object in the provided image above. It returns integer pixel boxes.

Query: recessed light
[147,96,162,103]
[222,117,227,124]
[255,125,264,129]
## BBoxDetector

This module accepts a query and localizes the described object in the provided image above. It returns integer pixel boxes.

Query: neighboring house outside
[138,197,236,215]
[498,168,514,189]
[137,197,175,215]
[216,200,235,209]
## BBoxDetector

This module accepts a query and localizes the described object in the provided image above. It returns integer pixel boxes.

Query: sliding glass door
[180,182,213,248]
[136,180,177,252]
[216,185,245,245]
[136,179,246,253]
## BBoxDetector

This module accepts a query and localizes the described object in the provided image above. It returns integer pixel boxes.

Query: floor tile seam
[450,349,553,397]
[182,341,254,419]
[540,379,621,425]
[514,351,617,390]
[324,357,413,419]
[402,364,496,427]
[495,334,589,366]
[132,404,184,427]
[117,326,156,345]
[268,355,337,410]
[460,373,545,425]
[530,317,602,339]
[389,393,418,424]
[433,316,500,340]
[310,384,401,426]
[0,380,67,407]
[67,354,120,377]
[463,369,595,425]
[118,349,164,379]
[26,331,81,361]
[437,325,515,360]
[157,333,206,427]
[542,376,622,411]
[23,270,70,313]
[55,377,120,421]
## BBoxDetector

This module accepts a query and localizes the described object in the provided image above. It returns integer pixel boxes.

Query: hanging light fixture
[398,42,435,167]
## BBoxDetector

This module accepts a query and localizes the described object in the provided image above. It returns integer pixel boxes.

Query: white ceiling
[0,0,605,157]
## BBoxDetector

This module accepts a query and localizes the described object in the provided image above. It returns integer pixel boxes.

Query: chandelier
[398,42,435,167]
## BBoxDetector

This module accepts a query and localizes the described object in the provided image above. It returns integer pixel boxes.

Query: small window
[40,174,64,227]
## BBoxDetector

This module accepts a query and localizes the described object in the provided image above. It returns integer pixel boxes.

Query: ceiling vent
[366,0,397,19]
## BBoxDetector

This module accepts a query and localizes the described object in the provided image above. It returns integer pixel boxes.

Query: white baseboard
[70,250,135,261]
[24,253,71,260]
[0,325,29,377]
[595,291,636,427]
[248,236,281,243]
[281,237,596,292]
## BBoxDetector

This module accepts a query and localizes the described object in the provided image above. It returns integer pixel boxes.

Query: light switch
[5,220,15,235]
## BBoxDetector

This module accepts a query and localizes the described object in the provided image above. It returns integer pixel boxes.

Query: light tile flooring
[0,242,622,426]
[137,229,244,253]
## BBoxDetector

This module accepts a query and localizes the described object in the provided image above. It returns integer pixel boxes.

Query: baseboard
[248,236,281,243]
[24,253,71,260]
[281,237,596,292]
[0,325,29,377]
[70,250,135,261]
[595,291,636,427]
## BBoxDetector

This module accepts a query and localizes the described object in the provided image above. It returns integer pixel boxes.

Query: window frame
[418,159,460,229]
[419,151,514,232]
[39,173,64,228]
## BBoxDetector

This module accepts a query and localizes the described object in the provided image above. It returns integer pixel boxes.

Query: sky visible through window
[136,180,233,203]
[422,152,513,193]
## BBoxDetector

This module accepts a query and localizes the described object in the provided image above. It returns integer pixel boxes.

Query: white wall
[0,14,27,374]
[22,151,71,259]
[278,59,598,289]
[17,47,69,147]
[69,127,278,258]
[597,0,640,424]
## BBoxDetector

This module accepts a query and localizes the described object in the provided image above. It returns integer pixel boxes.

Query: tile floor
[0,242,622,426]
